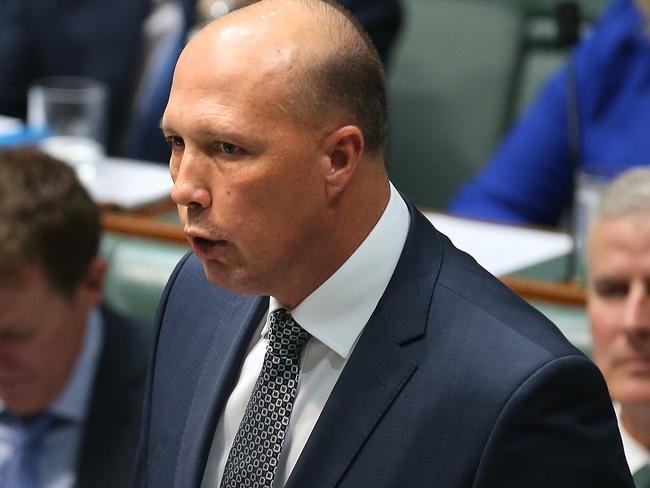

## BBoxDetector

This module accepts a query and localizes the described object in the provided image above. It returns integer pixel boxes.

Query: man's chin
[202,262,255,295]
[612,382,650,407]
[0,393,47,416]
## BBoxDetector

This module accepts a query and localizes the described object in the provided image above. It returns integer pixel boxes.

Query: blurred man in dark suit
[0,0,400,163]
[0,147,151,487]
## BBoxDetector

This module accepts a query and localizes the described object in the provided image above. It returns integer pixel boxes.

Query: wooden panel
[102,209,587,305]
[501,275,586,305]
[101,211,186,244]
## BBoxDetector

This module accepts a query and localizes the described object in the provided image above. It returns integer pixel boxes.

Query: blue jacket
[449,0,650,225]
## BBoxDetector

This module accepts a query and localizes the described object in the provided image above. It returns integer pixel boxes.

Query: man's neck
[274,174,391,309]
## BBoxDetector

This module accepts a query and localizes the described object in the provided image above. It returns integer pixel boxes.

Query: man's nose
[622,280,650,335]
[171,152,212,210]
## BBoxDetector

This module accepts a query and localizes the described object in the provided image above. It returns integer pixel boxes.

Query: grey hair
[584,167,650,278]
[595,166,650,220]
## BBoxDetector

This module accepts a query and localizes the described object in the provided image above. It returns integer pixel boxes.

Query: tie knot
[268,309,310,357]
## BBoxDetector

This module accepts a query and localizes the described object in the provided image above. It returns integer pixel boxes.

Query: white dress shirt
[201,183,410,487]
[616,404,650,476]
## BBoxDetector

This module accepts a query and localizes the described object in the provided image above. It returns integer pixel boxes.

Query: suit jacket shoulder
[135,252,267,487]
[288,207,633,487]
[76,304,152,488]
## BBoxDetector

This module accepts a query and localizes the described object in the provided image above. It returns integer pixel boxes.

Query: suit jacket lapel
[173,295,268,487]
[287,207,442,487]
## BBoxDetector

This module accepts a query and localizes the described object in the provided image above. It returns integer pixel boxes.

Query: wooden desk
[102,206,587,305]
[501,275,585,305]
[102,210,186,244]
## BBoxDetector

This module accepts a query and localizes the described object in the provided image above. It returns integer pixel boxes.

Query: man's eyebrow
[592,276,629,289]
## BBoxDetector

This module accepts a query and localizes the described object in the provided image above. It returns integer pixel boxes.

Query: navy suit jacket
[75,305,152,488]
[135,204,633,487]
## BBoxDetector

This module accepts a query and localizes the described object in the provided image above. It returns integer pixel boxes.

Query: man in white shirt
[586,167,650,487]
[134,1,634,486]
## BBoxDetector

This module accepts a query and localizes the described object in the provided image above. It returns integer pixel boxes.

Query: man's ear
[77,256,106,307]
[321,125,364,201]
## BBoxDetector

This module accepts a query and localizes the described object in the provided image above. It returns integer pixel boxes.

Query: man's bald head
[183,0,387,155]
[165,0,391,305]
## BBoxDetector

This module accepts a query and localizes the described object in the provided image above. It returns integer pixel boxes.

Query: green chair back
[484,0,606,19]
[387,0,524,208]
[101,233,188,322]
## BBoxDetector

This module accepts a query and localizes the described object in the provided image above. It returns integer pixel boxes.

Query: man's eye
[219,142,241,154]
[0,326,39,342]
[166,136,184,148]
[595,282,629,298]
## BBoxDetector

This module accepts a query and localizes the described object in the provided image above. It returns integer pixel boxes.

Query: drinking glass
[570,166,615,282]
[27,76,108,183]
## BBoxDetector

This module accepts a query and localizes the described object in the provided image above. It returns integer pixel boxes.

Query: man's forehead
[163,81,287,129]
[174,36,300,114]
[592,215,650,244]
[185,23,302,74]
[167,49,304,132]
[588,218,650,271]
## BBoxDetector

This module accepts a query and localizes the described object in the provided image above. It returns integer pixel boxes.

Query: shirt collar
[615,403,650,474]
[48,308,104,423]
[267,183,410,359]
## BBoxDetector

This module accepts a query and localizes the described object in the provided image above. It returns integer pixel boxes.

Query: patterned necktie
[220,309,311,488]
[2,412,59,488]
[635,464,650,488]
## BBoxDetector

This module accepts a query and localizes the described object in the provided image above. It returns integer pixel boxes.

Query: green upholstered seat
[387,0,524,209]
[101,233,188,322]
[530,300,591,356]
[513,45,568,117]
[484,0,606,19]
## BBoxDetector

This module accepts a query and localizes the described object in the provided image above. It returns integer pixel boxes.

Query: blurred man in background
[0,148,151,487]
[587,167,650,486]
[0,0,401,163]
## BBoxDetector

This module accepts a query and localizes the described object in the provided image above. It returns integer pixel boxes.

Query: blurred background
[0,0,616,355]
[388,0,606,210]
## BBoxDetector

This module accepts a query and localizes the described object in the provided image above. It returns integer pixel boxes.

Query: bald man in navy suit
[135,1,634,486]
